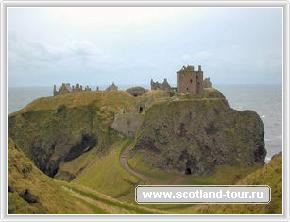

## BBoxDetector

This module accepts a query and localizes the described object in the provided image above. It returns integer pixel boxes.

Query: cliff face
[8,138,93,214]
[111,113,144,137]
[135,96,266,175]
[9,106,101,177]
[9,89,266,178]
[8,91,136,178]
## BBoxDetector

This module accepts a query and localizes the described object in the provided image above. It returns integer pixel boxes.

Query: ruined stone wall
[178,71,196,94]
[177,66,203,94]
[196,71,203,93]
[111,113,144,138]
[203,77,212,88]
[150,79,172,92]
[177,71,203,94]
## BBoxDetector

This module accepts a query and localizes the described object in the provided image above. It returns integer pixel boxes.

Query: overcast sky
[8,7,282,87]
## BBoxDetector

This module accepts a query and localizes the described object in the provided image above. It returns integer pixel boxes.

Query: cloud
[9,38,63,62]
[9,35,108,66]
[7,7,282,86]
[70,41,107,58]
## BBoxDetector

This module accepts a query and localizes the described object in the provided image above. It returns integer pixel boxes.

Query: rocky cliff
[8,90,170,179]
[134,91,266,175]
[9,88,266,178]
[8,91,136,177]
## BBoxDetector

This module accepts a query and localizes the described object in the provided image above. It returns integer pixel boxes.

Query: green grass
[8,138,161,214]
[127,150,180,183]
[55,146,98,180]
[127,149,262,185]
[8,192,46,214]
[20,91,136,113]
[8,89,282,214]
[174,153,282,214]
[8,138,99,214]
[8,135,282,214]
[64,183,164,214]
[74,139,140,199]
[181,163,262,185]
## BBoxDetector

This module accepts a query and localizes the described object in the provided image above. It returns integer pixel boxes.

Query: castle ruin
[203,77,212,88]
[106,82,118,92]
[53,64,211,97]
[150,78,172,92]
[53,83,92,96]
[177,65,204,94]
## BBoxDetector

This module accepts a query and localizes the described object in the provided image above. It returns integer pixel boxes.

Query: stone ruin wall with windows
[177,65,204,95]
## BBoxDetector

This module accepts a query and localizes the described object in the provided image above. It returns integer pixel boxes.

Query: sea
[8,84,282,161]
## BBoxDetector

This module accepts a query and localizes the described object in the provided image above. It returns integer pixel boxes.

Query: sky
[8,7,282,87]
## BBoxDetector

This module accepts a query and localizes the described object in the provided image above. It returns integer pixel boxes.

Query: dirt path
[120,145,147,181]
[120,144,188,185]
[62,186,129,214]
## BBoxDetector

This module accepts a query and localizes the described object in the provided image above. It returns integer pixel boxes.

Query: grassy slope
[73,139,140,200]
[21,91,135,112]
[170,153,282,214]
[9,90,282,214]
[8,127,282,214]
[9,91,139,179]
[8,138,163,214]
[10,91,138,146]
[8,138,100,214]
[19,90,171,115]
[127,150,262,185]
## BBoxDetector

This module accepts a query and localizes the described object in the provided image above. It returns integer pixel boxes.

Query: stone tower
[177,65,203,94]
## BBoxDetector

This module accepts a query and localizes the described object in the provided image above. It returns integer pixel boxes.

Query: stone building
[85,85,92,91]
[106,82,118,92]
[53,83,91,96]
[54,83,72,96]
[203,77,212,88]
[150,78,172,92]
[75,83,83,92]
[177,65,203,94]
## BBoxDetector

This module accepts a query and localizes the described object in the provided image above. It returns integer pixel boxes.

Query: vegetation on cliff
[9,91,136,178]
[8,138,281,214]
[8,88,281,214]
[195,152,282,214]
[134,93,265,175]
[8,138,104,213]
[8,138,164,214]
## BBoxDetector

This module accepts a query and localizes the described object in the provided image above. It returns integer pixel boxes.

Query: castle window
[190,79,193,84]
[186,87,189,91]
[139,106,144,113]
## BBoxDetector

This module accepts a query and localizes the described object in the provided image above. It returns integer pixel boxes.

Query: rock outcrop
[9,88,266,178]
[9,107,99,177]
[8,91,136,178]
[111,113,144,137]
[135,92,266,175]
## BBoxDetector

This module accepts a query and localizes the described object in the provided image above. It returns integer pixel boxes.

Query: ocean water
[8,84,282,160]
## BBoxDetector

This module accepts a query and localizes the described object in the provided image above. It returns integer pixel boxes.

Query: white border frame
[0,1,289,221]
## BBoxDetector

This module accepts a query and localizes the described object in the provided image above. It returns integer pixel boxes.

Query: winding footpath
[119,144,147,181]
[119,143,185,185]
